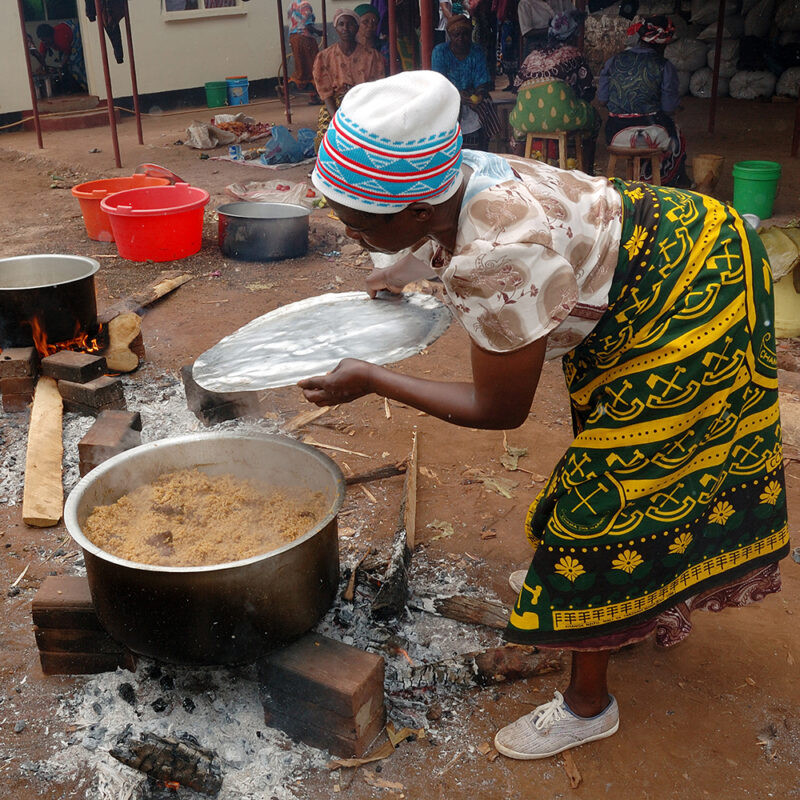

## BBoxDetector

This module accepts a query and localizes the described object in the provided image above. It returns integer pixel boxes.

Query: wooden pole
[388,0,398,75]
[122,0,143,145]
[707,0,725,134]
[321,0,328,48]
[16,0,44,149]
[792,100,800,157]
[276,0,293,124]
[420,0,434,70]
[94,0,122,168]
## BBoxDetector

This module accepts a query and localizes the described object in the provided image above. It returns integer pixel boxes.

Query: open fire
[27,315,104,358]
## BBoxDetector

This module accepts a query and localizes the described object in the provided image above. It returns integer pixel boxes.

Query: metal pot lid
[192,291,452,392]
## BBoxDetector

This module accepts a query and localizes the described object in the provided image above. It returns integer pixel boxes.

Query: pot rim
[217,201,311,220]
[0,254,99,292]
[63,431,345,574]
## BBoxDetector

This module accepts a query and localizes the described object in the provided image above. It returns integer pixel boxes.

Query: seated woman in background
[597,16,689,186]
[432,14,500,151]
[312,8,385,151]
[355,3,381,50]
[508,11,599,172]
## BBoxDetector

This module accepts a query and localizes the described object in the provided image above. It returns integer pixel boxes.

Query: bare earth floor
[0,93,799,799]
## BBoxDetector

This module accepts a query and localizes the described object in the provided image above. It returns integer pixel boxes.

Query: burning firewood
[22,376,63,527]
[371,432,417,619]
[109,730,223,797]
[388,645,562,691]
[409,594,511,630]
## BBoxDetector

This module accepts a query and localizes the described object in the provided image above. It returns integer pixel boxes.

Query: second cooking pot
[217,202,310,262]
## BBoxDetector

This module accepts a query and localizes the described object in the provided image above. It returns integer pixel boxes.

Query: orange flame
[396,647,414,666]
[27,316,104,358]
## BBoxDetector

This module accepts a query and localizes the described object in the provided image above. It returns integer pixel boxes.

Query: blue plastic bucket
[226,76,249,106]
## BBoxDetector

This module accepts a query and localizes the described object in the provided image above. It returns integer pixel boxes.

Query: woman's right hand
[298,359,374,405]
[365,267,406,298]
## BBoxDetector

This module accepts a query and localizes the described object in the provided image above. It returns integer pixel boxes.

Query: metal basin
[217,202,310,262]
[64,432,344,665]
[0,254,99,348]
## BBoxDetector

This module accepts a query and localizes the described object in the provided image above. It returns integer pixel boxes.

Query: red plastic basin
[100,183,210,262]
[71,175,170,242]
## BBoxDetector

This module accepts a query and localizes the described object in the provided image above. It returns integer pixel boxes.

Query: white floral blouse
[376,151,623,359]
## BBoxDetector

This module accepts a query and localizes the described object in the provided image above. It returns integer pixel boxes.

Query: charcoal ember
[150,697,171,713]
[159,674,175,691]
[118,683,137,706]
[109,730,223,797]
[182,697,196,714]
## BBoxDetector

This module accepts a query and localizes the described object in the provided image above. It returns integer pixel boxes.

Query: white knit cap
[312,70,464,213]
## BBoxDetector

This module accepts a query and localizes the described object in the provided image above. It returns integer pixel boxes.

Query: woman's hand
[298,359,374,405]
[365,267,406,298]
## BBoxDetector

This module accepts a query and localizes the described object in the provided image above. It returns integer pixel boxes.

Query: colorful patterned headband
[312,72,464,213]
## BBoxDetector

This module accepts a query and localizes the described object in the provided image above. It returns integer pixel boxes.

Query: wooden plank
[22,376,63,527]
[39,650,137,675]
[34,627,127,654]
[409,594,511,630]
[256,633,385,720]
[404,431,418,549]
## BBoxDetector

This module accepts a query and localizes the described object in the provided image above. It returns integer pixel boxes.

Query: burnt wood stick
[109,731,223,796]
[344,462,407,486]
[371,433,417,619]
[97,270,193,325]
[102,312,143,373]
[409,594,511,630]
[392,645,562,690]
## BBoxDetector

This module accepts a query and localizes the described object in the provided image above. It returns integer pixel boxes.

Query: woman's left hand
[298,359,374,405]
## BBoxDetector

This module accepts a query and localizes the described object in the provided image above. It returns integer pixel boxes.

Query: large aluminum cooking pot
[64,432,344,665]
[217,202,310,262]
[0,254,99,349]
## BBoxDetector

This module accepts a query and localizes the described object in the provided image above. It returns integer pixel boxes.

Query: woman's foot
[494,690,619,760]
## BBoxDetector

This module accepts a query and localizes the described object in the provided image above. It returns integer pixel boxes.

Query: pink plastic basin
[100,183,210,262]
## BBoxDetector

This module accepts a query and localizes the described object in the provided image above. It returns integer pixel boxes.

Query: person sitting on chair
[597,15,690,186]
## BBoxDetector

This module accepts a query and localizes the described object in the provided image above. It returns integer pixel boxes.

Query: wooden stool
[525,131,584,171]
[606,146,663,185]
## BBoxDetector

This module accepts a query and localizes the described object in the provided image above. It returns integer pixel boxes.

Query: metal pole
[388,0,398,74]
[94,0,122,168]
[708,0,725,134]
[321,0,328,48]
[420,0,433,70]
[16,0,44,149]
[276,0,293,124]
[122,0,143,145]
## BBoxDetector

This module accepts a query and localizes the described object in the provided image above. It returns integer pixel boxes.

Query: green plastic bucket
[732,160,781,219]
[205,81,228,108]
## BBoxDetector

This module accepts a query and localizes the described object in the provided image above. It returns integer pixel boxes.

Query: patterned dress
[385,151,790,649]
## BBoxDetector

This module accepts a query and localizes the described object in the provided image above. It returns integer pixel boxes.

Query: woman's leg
[563,650,612,717]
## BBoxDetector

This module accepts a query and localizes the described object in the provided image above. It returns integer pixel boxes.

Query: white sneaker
[494,690,619,760]
[508,569,527,594]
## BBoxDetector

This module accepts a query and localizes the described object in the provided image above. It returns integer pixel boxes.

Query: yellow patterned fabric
[507,180,790,645]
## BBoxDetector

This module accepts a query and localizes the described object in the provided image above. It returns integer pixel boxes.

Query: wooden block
[181,365,267,426]
[22,376,63,527]
[262,681,385,740]
[263,702,385,758]
[31,575,104,631]
[78,410,142,464]
[2,393,33,413]
[38,650,137,675]
[58,375,124,409]
[0,347,38,378]
[257,634,385,720]
[64,398,127,416]
[34,626,127,654]
[0,376,36,395]
[40,350,107,383]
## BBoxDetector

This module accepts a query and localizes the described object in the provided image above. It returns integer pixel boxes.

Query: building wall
[2,0,353,114]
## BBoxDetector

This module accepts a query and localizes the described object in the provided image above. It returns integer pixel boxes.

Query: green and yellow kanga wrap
[508,181,790,645]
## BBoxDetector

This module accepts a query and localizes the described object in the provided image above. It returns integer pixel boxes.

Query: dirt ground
[1,91,799,800]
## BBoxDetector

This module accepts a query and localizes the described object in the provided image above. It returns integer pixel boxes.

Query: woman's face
[327,199,434,254]
[359,12,379,37]
[449,22,472,55]
[336,16,359,42]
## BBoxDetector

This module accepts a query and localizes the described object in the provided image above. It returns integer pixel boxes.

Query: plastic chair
[606,146,663,185]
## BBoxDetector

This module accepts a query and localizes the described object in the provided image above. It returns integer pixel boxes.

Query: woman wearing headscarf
[287,0,321,95]
[312,8,385,151]
[355,3,381,50]
[508,11,599,171]
[597,15,689,186]
[432,14,500,150]
[303,70,789,759]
